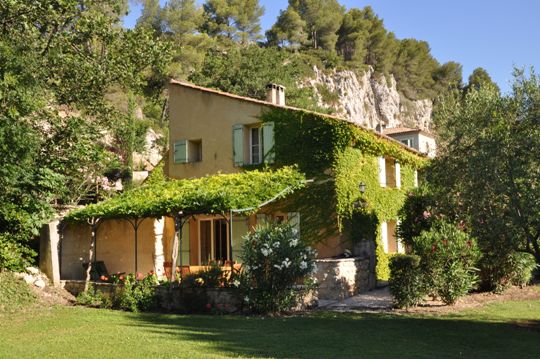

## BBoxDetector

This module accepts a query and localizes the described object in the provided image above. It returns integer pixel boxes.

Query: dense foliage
[0,0,171,270]
[66,167,306,221]
[390,221,480,307]
[240,223,316,313]
[428,70,540,290]
[261,108,424,279]
[389,254,424,308]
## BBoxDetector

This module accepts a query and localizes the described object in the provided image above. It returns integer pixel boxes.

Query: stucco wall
[60,218,176,280]
[168,84,267,179]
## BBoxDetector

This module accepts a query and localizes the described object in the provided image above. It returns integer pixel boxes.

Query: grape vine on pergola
[64,167,307,285]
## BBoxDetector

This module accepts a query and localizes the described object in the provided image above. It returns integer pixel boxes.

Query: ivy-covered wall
[260,108,425,280]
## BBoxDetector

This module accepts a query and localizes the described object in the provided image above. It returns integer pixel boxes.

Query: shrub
[0,234,35,271]
[239,223,316,314]
[412,220,481,305]
[76,284,111,308]
[397,186,437,248]
[389,254,425,308]
[113,273,158,312]
[180,263,229,288]
[509,252,538,287]
[477,243,537,292]
[0,271,36,313]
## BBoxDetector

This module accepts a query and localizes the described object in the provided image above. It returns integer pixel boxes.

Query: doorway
[199,218,229,265]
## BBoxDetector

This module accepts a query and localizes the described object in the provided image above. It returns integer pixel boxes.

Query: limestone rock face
[133,128,163,171]
[308,66,433,131]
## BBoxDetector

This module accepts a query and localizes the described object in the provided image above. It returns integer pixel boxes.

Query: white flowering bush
[239,223,316,314]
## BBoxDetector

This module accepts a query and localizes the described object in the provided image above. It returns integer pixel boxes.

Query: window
[382,221,400,253]
[232,122,274,166]
[199,218,229,265]
[401,138,412,147]
[174,139,202,164]
[250,127,261,164]
[188,140,202,163]
[378,157,401,188]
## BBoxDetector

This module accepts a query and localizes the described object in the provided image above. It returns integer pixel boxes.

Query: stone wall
[314,256,375,300]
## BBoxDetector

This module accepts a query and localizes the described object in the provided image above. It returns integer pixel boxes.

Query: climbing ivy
[261,108,425,280]
[65,167,306,222]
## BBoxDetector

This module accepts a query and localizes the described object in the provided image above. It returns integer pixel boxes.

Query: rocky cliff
[307,66,433,131]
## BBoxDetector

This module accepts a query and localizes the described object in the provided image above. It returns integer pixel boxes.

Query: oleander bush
[413,220,481,305]
[239,223,316,314]
[389,254,425,308]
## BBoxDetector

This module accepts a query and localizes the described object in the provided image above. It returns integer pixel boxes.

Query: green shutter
[262,122,275,164]
[232,124,244,166]
[174,140,188,164]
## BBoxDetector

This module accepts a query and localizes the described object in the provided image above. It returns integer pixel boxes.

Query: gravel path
[318,286,393,312]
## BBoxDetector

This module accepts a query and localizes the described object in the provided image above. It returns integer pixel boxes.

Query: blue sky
[124,0,540,94]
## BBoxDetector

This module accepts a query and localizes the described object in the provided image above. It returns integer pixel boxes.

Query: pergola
[64,167,307,285]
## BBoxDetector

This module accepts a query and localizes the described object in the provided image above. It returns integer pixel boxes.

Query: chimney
[266,83,286,106]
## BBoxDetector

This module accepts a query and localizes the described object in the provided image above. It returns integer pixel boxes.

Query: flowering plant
[239,222,316,313]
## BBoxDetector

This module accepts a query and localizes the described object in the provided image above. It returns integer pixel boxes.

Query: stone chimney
[266,83,286,106]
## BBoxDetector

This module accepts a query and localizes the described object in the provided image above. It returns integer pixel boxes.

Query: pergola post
[171,212,190,282]
[126,218,145,275]
[84,217,103,292]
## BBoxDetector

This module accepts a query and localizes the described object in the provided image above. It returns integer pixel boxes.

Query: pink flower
[423,211,431,219]
[206,303,212,310]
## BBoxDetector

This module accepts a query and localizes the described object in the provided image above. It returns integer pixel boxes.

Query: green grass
[1,298,539,358]
[0,272,36,313]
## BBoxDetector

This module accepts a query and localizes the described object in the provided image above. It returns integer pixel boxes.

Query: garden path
[318,286,393,312]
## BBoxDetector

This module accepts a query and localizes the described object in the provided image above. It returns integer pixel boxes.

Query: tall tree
[429,69,540,287]
[266,7,307,49]
[136,0,164,34]
[465,67,500,93]
[201,0,264,43]
[289,0,344,51]
[336,7,398,73]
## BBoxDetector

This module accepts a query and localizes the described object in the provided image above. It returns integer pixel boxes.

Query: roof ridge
[169,80,426,157]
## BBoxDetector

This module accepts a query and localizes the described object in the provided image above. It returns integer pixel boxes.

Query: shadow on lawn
[128,312,540,358]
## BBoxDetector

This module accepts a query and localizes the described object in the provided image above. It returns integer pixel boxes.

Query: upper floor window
[401,138,412,147]
[233,122,274,166]
[378,157,401,189]
[250,127,262,164]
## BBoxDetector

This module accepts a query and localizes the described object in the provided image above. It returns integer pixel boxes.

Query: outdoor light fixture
[354,182,367,209]
[359,182,366,194]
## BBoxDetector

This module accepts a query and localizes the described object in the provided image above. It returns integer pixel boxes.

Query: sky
[123,0,540,94]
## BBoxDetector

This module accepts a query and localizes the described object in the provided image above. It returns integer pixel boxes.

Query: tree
[428,69,540,287]
[0,0,172,269]
[201,0,264,43]
[189,45,316,109]
[432,61,463,94]
[136,0,164,34]
[266,7,307,49]
[392,39,439,99]
[465,67,500,93]
[289,0,345,51]
[336,7,398,73]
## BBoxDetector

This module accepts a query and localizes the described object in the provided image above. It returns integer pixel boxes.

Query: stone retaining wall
[314,256,375,300]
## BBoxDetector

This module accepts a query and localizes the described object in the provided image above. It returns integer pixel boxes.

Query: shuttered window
[395,161,401,189]
[173,140,188,164]
[378,157,386,187]
[262,122,275,164]
[232,124,244,166]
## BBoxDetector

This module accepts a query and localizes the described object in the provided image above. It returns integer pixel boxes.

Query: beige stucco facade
[167,83,268,179]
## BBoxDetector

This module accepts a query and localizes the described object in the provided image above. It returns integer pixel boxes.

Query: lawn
[1,297,539,358]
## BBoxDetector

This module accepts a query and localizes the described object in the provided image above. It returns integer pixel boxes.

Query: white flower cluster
[273,257,292,270]
[260,243,273,257]
[289,238,299,247]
